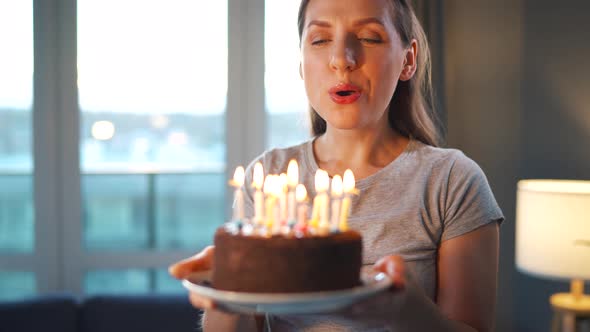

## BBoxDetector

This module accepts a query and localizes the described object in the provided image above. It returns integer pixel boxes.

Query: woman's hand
[344,254,426,319]
[169,245,216,310]
[373,255,410,292]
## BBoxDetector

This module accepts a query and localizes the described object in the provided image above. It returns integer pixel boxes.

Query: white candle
[295,184,308,227]
[253,162,264,226]
[287,160,299,224]
[231,166,245,221]
[330,175,343,231]
[273,177,283,234]
[339,169,356,231]
[309,170,321,227]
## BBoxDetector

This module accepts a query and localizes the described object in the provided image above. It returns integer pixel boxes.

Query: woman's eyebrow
[353,17,386,27]
[307,17,385,29]
[307,20,331,29]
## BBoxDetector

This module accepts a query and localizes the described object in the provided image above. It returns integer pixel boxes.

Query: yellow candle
[316,169,330,234]
[339,169,355,231]
[310,195,320,228]
[330,175,342,231]
[264,175,275,230]
[309,170,322,228]
[279,173,288,224]
[253,162,264,225]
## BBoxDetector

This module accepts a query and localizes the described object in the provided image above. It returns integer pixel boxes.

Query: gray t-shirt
[241,138,504,332]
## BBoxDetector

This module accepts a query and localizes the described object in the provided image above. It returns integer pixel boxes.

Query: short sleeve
[441,152,505,242]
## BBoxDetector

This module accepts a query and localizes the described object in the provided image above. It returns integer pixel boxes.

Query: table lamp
[516,179,590,331]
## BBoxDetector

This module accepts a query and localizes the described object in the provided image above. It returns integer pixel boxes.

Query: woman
[170,0,504,331]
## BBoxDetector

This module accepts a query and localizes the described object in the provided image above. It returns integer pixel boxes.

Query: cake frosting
[212,225,362,293]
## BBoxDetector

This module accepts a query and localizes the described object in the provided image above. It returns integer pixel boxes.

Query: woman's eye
[311,39,329,46]
[359,38,383,44]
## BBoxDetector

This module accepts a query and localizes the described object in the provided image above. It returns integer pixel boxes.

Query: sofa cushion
[79,294,201,332]
[0,294,78,332]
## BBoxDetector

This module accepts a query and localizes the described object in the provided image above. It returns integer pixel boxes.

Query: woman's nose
[329,39,357,72]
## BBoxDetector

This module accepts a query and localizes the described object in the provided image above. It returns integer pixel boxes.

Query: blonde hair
[298,0,442,147]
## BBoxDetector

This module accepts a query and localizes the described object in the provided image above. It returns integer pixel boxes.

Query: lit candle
[273,176,283,234]
[309,170,322,228]
[287,159,299,225]
[230,166,245,221]
[279,173,288,225]
[295,184,309,229]
[264,175,276,231]
[339,169,356,231]
[316,169,330,234]
[252,162,264,226]
[330,175,342,232]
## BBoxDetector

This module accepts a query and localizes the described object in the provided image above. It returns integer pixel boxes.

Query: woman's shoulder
[409,140,485,177]
[411,140,471,164]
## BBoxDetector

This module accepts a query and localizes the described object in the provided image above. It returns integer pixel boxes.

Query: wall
[518,1,590,331]
[442,1,590,331]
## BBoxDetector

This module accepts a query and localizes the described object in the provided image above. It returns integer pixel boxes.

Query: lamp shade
[516,179,590,280]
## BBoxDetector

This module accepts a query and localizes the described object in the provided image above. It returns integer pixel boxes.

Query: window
[77,0,227,293]
[0,0,35,300]
[0,0,302,299]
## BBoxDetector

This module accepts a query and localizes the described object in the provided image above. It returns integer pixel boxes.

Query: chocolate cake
[212,226,363,293]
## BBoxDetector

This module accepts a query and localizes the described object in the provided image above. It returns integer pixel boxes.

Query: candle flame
[233,166,245,186]
[253,162,264,190]
[331,175,343,196]
[315,169,330,192]
[279,173,288,192]
[296,184,307,202]
[262,175,272,194]
[274,174,284,196]
[343,169,355,193]
[287,159,299,187]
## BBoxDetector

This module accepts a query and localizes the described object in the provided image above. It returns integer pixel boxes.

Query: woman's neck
[313,125,409,180]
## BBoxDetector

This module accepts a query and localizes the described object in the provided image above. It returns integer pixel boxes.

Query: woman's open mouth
[328,83,362,104]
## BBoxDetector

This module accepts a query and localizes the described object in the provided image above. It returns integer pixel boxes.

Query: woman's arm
[375,221,499,332]
[436,221,499,332]
[200,309,260,332]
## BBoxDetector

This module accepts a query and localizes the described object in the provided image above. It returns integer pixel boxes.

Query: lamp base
[551,293,590,315]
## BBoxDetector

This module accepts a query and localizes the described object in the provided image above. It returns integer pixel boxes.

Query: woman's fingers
[373,255,406,290]
[188,292,215,310]
[169,246,217,311]
[169,245,215,279]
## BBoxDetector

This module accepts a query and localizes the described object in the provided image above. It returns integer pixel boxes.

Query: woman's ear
[399,39,417,82]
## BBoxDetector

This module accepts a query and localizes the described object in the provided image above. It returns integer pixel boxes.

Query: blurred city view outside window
[84,268,184,295]
[77,0,227,293]
[265,0,310,148]
[0,0,36,300]
[0,0,34,252]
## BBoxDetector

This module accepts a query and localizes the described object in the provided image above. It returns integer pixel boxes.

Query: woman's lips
[328,83,362,104]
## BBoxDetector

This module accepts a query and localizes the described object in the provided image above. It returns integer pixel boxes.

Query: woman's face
[301,0,414,131]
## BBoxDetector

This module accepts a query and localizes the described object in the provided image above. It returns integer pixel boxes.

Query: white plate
[182,271,392,314]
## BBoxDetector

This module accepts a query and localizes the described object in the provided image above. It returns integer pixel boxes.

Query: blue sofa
[0,294,202,332]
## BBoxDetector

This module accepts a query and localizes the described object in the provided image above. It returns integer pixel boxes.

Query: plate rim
[181,272,392,305]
